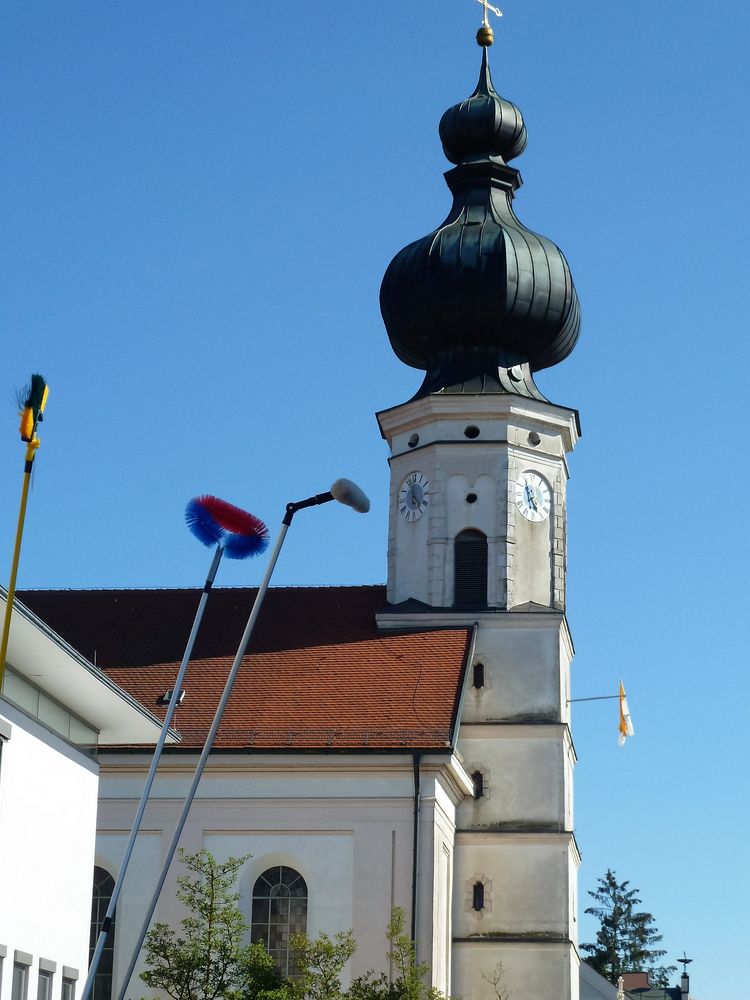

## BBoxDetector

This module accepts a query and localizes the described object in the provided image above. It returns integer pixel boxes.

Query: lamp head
[330,478,370,513]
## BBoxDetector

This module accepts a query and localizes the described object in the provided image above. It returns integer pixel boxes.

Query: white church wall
[457,728,567,828]
[462,617,570,723]
[452,833,573,938]
[414,771,461,995]
[93,829,163,999]
[0,701,98,1000]
[453,939,579,1000]
[97,752,469,996]
[568,840,580,949]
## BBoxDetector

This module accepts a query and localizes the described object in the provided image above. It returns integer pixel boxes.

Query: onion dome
[380,47,580,400]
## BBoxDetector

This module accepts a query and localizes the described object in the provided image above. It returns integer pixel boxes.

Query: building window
[61,980,76,1000]
[90,867,116,1000]
[11,964,28,1000]
[36,972,52,1000]
[454,530,488,607]
[251,867,308,978]
[471,770,484,799]
[472,882,485,911]
[472,662,485,688]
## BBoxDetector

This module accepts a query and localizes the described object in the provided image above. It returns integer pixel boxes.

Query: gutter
[411,750,421,943]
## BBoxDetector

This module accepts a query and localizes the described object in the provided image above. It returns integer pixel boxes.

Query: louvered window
[454,529,488,607]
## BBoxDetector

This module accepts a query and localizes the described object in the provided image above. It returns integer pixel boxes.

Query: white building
[0,592,166,1000]
[17,25,587,1000]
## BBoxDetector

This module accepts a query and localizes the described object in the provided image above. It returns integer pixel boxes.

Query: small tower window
[471,770,484,799]
[472,882,485,911]
[454,529,488,608]
[473,662,485,688]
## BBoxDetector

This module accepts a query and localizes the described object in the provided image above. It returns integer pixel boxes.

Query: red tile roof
[18,586,471,751]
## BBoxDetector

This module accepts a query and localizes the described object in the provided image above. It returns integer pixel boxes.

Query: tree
[141,853,448,1000]
[582,870,676,988]
[481,963,510,1000]
[346,908,444,1000]
[290,930,356,1000]
[140,850,285,1000]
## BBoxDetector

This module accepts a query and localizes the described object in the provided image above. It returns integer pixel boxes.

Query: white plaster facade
[0,702,98,1000]
[94,752,472,999]
[0,595,164,1000]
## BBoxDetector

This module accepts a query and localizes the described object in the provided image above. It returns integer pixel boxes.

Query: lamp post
[112,479,369,1000]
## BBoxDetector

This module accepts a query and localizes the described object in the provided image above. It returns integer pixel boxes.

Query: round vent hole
[464,425,480,439]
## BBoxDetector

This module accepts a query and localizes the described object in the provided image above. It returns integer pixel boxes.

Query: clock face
[398,472,430,521]
[515,471,551,522]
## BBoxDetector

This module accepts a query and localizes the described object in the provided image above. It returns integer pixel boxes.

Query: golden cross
[475,0,502,27]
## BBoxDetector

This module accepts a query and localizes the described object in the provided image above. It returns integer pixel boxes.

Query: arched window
[454,529,488,608]
[251,867,308,978]
[90,867,116,1000]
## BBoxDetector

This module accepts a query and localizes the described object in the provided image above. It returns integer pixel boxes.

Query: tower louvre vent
[454,530,488,608]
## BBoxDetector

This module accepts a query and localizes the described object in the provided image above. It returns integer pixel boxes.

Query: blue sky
[2,2,749,996]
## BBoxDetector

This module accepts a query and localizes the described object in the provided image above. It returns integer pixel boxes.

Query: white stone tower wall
[378,393,580,1000]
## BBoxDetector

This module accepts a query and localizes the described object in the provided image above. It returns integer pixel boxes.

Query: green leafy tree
[289,930,356,1000]
[582,870,676,987]
[140,850,285,1000]
[141,853,448,1000]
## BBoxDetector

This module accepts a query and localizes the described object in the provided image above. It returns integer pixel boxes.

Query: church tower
[377,20,582,1000]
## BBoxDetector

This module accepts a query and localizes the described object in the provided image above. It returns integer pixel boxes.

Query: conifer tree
[582,870,676,987]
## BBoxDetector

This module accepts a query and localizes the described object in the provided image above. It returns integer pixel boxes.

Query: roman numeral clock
[398,472,430,522]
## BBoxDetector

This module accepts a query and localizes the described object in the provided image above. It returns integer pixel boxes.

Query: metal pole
[567,695,620,703]
[81,544,224,1000]
[115,520,291,1000]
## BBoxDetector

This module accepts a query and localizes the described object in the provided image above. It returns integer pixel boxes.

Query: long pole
[567,695,619,703]
[115,520,291,1000]
[81,544,224,1000]
[0,441,39,690]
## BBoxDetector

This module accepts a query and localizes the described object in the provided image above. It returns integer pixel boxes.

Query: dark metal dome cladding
[380,47,580,400]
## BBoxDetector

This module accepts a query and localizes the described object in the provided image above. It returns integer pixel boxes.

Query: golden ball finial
[476,24,494,46]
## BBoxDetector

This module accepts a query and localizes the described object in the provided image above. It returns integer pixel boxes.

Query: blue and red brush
[185,494,269,559]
